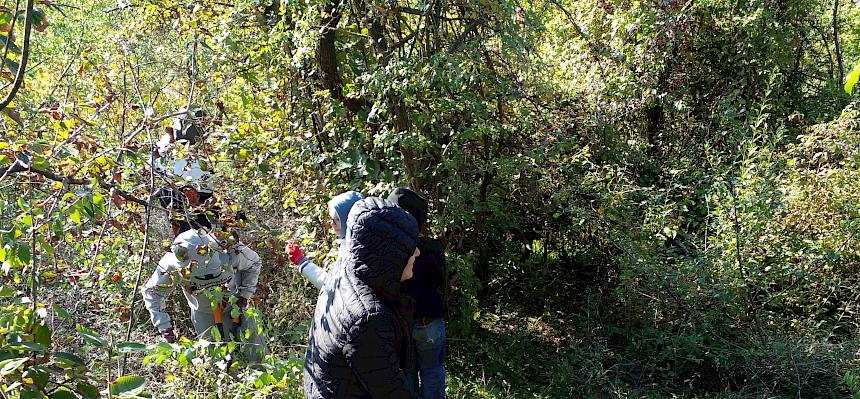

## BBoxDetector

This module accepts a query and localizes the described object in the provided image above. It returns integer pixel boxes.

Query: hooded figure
[304,197,419,399]
[288,190,365,290]
[388,188,447,399]
[328,190,364,240]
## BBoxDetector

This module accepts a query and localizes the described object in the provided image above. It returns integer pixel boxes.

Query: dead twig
[0,0,35,111]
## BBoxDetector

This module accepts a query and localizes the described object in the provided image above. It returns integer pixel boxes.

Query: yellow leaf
[53,119,75,140]
[95,156,113,167]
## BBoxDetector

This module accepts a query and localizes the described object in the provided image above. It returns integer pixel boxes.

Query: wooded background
[1,0,860,396]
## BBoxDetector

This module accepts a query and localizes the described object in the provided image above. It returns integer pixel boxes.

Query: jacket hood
[328,191,364,239]
[164,230,231,290]
[344,197,418,304]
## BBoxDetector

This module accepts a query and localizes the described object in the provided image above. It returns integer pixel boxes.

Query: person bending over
[142,213,266,360]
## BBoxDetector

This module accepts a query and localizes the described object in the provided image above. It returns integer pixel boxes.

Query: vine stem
[120,110,157,377]
[28,159,36,316]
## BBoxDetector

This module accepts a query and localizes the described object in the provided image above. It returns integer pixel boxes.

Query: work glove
[161,328,176,343]
[287,243,307,267]
[236,296,248,311]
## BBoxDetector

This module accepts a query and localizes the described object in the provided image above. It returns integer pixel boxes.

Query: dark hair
[387,188,428,231]
[172,212,213,235]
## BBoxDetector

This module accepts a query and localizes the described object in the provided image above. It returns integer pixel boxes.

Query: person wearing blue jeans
[389,188,447,398]
[411,317,446,398]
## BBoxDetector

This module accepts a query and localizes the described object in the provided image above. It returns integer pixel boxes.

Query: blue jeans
[406,318,446,399]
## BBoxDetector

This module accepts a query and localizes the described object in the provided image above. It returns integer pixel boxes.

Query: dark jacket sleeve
[342,313,415,399]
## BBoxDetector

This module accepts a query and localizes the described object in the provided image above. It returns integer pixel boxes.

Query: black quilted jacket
[304,197,419,399]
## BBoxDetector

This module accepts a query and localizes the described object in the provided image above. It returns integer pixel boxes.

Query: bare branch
[0,162,149,206]
[0,0,35,111]
[390,6,469,21]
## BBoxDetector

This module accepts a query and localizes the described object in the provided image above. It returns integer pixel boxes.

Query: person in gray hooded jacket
[142,223,266,360]
[304,197,420,399]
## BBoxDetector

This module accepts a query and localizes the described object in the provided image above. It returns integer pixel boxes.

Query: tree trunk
[834,0,844,84]
[316,0,343,95]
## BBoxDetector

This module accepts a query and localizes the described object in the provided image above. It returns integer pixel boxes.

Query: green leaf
[20,388,46,399]
[846,63,860,94]
[31,155,50,170]
[77,325,108,347]
[0,285,15,298]
[49,389,76,399]
[53,352,84,368]
[76,382,100,399]
[24,367,49,389]
[92,192,106,215]
[115,342,148,353]
[0,34,20,54]
[109,375,146,397]
[17,244,31,265]
[0,12,12,26]
[33,322,51,347]
[37,236,54,257]
[0,357,28,375]
[8,341,46,352]
[80,198,96,219]
[70,209,81,224]
[53,304,71,320]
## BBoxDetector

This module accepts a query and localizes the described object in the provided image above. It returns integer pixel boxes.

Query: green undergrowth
[443,245,860,398]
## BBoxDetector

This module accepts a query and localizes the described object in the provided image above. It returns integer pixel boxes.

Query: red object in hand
[287,243,306,265]
[162,328,176,343]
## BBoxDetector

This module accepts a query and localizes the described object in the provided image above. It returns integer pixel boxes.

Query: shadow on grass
[445,253,857,399]
[446,304,632,399]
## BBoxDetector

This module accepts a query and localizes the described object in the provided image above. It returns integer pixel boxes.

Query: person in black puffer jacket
[304,197,420,399]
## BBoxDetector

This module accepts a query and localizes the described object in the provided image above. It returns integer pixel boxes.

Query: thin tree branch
[0,0,34,111]
[120,123,155,376]
[833,0,843,84]
[1,0,21,63]
[0,162,149,206]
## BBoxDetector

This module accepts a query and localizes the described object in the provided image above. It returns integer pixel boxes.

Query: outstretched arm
[298,258,329,290]
[288,243,329,290]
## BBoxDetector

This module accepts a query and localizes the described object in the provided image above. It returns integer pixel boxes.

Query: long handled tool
[213,302,226,341]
